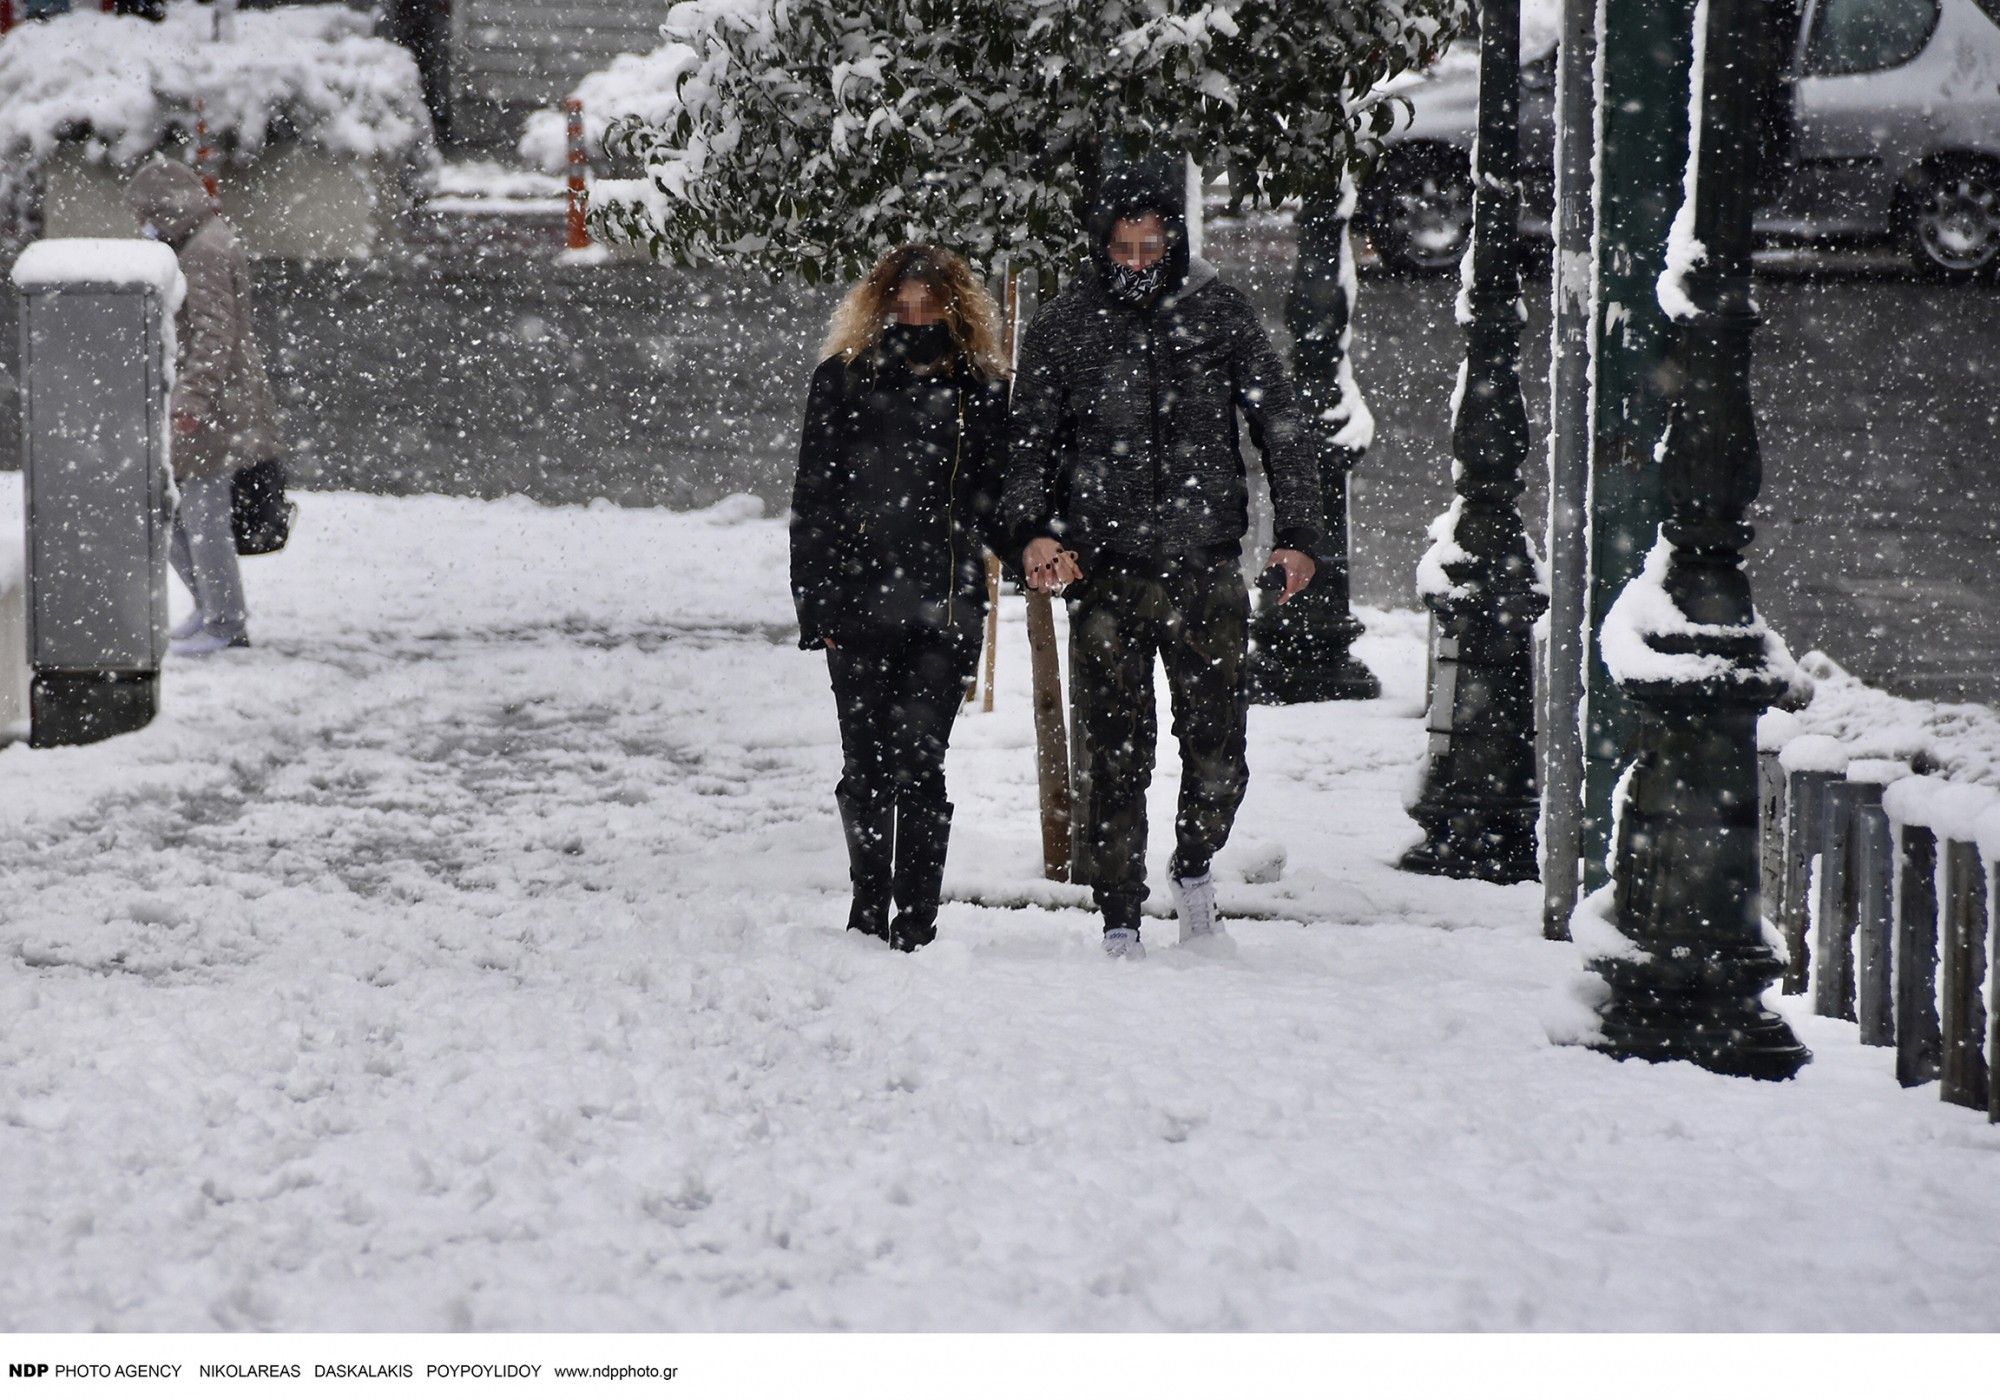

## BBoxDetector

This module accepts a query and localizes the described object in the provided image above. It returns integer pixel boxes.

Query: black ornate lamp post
[1249,178,1381,704]
[1589,0,1809,1080]
[1401,0,1547,882]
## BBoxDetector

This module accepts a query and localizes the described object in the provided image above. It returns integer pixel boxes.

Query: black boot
[836,784,893,942]
[890,799,953,952]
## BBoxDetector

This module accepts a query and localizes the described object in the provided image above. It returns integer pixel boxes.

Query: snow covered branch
[579,0,1470,283]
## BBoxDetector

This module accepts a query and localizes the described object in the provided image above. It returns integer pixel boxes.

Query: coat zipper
[945,383,964,627]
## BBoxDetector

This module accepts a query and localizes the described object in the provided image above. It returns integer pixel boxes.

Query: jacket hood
[1179,255,1219,300]
[126,159,213,249]
[1085,156,1192,297]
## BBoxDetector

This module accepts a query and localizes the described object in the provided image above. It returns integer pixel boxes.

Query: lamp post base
[1248,652,1381,704]
[1399,798,1539,883]
[1247,598,1379,703]
[1592,991,1811,1081]
[1247,529,1380,704]
[1593,671,1809,1079]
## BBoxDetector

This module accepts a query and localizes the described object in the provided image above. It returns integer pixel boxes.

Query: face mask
[1107,260,1167,303]
[883,321,954,365]
[140,220,162,241]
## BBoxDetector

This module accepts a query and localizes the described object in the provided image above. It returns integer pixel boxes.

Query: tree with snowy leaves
[589,0,1469,285]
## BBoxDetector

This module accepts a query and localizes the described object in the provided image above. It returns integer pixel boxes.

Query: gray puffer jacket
[127,159,283,481]
[1001,165,1322,569]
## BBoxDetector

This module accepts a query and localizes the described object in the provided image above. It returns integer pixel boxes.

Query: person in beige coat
[126,158,284,656]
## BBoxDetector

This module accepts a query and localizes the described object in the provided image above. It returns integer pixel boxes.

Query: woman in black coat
[791,245,1011,951]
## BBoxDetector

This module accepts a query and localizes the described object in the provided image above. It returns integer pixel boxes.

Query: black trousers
[826,619,981,938]
[1067,555,1250,931]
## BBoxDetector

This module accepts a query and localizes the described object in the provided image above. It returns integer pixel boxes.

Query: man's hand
[1264,548,1317,604]
[173,412,201,438]
[1022,536,1084,594]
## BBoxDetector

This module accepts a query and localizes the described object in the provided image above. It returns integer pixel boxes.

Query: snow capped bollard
[1974,805,2000,1122]
[11,237,180,747]
[1842,759,1911,1048]
[1812,758,1908,1028]
[1883,774,1948,1088]
[1776,733,1847,994]
[1754,710,1799,934]
[1884,779,2000,1111]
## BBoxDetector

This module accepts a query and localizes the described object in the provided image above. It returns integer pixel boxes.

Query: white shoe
[169,612,205,641]
[1102,927,1145,960]
[1172,870,1224,944]
[169,628,249,658]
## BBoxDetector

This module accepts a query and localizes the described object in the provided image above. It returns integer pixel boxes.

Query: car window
[1972,0,2000,29]
[1802,0,1941,75]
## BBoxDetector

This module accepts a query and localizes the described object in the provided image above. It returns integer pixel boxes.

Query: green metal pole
[1250,176,1381,706]
[1580,0,1697,887]
[1401,0,1548,884]
[1541,0,1599,939]
[1591,0,1808,1081]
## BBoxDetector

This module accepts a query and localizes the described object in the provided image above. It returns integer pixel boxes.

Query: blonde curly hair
[821,244,1009,378]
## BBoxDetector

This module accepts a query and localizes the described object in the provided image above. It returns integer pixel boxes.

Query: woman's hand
[1022,537,1084,594]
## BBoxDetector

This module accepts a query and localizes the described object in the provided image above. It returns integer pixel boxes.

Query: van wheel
[1364,148,1474,277]
[1905,161,2000,281]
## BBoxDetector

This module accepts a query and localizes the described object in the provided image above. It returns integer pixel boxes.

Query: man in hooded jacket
[126,157,284,656]
[1001,158,1324,959]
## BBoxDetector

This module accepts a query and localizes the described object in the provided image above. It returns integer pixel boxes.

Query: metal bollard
[1757,747,1786,926]
[1778,737,1847,995]
[1939,838,1989,1110]
[1812,780,1871,1020]
[1978,812,2000,1123]
[1811,764,1903,1028]
[1892,817,1942,1087]
[1853,802,1895,1045]
[0,558,25,740]
[12,238,178,748]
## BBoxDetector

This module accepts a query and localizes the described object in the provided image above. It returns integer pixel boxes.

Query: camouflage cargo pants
[1067,555,1250,931]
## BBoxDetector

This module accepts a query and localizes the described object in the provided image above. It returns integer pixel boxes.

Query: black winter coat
[1000,257,1324,569]
[790,350,1008,650]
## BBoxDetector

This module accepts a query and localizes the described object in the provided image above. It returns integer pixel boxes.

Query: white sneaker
[1172,870,1224,944]
[169,612,205,641]
[1102,927,1145,960]
[169,628,249,658]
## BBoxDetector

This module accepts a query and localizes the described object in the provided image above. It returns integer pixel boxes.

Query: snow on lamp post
[1400,0,1548,883]
[1584,0,1809,1080]
[1249,175,1382,705]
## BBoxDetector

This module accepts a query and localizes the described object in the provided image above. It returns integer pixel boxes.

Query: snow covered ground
[2,487,1998,1333]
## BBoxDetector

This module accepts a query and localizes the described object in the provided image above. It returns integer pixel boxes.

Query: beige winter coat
[126,159,284,481]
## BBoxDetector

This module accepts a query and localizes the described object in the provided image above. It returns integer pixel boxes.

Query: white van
[1360,0,2000,280]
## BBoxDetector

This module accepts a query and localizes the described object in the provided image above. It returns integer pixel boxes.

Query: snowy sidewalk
[2,491,1997,1332]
